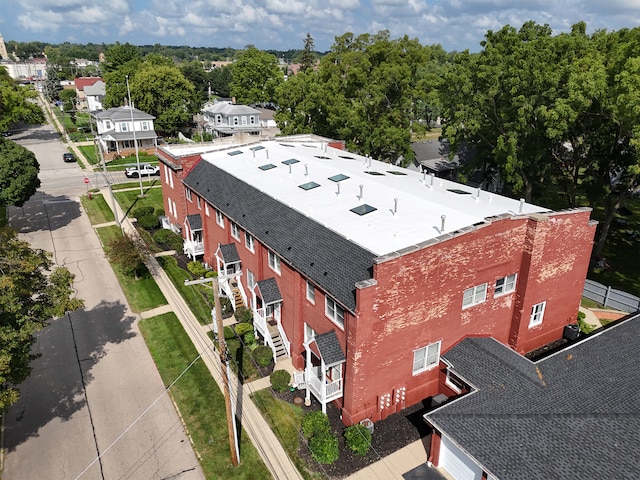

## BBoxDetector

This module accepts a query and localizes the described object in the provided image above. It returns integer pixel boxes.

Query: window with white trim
[529,301,546,328]
[196,197,201,209]
[304,323,316,343]
[141,121,149,131]
[231,222,240,240]
[306,280,315,304]
[325,296,344,328]
[169,169,174,188]
[205,203,210,216]
[216,210,224,227]
[245,232,255,252]
[171,200,177,218]
[462,283,487,309]
[120,122,128,132]
[445,370,464,394]
[495,274,517,296]
[163,164,170,183]
[247,269,255,290]
[167,198,173,216]
[412,341,441,375]
[268,250,281,274]
[185,187,192,202]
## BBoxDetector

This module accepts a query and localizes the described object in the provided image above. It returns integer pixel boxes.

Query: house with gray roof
[201,100,262,139]
[93,106,157,158]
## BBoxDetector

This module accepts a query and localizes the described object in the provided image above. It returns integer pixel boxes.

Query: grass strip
[139,312,270,479]
[80,193,115,224]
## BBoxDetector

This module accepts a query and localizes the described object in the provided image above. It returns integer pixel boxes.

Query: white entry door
[439,435,483,480]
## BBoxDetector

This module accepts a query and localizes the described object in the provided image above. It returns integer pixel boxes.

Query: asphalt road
[2,124,205,479]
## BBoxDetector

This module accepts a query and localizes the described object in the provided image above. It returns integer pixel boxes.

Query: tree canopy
[229,47,284,105]
[0,68,44,132]
[0,227,84,410]
[0,138,41,207]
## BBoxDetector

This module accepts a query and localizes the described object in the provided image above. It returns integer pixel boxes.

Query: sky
[1,0,640,54]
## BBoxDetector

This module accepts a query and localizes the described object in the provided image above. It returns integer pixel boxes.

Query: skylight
[387,171,407,176]
[447,189,472,195]
[227,150,243,156]
[299,181,321,191]
[365,171,385,176]
[350,204,377,216]
[315,155,331,160]
[250,145,265,151]
[282,159,300,165]
[259,163,277,171]
[328,174,350,182]
[280,143,295,147]
[339,155,356,160]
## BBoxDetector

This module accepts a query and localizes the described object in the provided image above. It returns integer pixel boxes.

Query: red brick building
[156,135,596,426]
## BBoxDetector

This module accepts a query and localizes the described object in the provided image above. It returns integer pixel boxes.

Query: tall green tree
[0,139,40,207]
[229,47,284,105]
[208,65,232,98]
[0,227,84,410]
[299,33,317,73]
[0,69,44,130]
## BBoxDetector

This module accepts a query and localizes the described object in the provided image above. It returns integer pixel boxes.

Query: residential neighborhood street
[2,123,205,479]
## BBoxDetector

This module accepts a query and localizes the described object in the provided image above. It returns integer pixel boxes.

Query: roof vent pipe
[441,215,446,232]
[359,184,364,201]
[394,197,398,215]
[519,198,525,213]
[252,149,255,158]
[430,173,435,188]
[266,149,269,160]
[337,182,341,197]
[422,170,427,184]
[288,164,292,176]
[304,164,309,177]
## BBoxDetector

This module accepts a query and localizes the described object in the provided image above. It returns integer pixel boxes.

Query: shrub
[235,322,253,337]
[235,306,253,323]
[302,411,331,439]
[152,229,183,251]
[270,369,291,393]
[138,214,160,230]
[223,326,236,341]
[253,345,273,367]
[309,431,339,464]
[132,205,154,218]
[107,234,147,279]
[187,261,207,278]
[244,331,256,348]
[344,424,372,456]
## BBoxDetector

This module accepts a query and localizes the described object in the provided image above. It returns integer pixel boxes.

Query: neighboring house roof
[256,278,282,305]
[314,330,346,367]
[425,313,640,480]
[412,139,473,173]
[75,77,103,91]
[202,101,261,116]
[101,130,158,141]
[186,214,202,231]
[94,106,155,122]
[84,80,105,97]
[218,243,240,264]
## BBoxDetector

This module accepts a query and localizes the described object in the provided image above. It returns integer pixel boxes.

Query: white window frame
[268,250,281,274]
[169,169,174,188]
[120,122,128,132]
[245,232,255,252]
[205,203,210,217]
[412,341,441,375]
[325,296,345,329]
[495,274,517,296]
[216,210,224,227]
[247,269,255,290]
[445,369,464,394]
[185,187,192,202]
[141,121,149,131]
[304,323,316,343]
[231,222,240,240]
[171,200,177,218]
[306,280,315,304]
[167,198,173,216]
[196,196,201,210]
[462,283,487,309]
[529,301,546,328]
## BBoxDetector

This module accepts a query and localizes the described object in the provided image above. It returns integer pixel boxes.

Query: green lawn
[112,180,162,191]
[80,193,115,225]
[139,312,270,479]
[114,187,164,217]
[78,144,99,165]
[95,225,167,312]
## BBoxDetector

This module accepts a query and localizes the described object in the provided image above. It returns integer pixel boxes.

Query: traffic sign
[83,177,90,185]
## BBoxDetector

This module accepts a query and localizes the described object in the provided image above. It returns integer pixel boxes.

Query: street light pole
[125,75,144,196]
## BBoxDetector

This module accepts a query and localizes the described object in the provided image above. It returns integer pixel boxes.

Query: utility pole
[185,275,240,465]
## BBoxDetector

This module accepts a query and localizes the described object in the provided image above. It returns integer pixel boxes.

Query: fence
[583,279,640,313]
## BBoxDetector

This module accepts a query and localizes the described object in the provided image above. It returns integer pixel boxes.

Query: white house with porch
[93,106,158,157]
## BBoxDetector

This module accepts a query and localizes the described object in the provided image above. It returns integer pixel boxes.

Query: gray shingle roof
[186,214,202,230]
[314,330,345,367]
[94,106,155,121]
[183,161,374,311]
[256,278,282,305]
[219,243,240,263]
[426,313,640,480]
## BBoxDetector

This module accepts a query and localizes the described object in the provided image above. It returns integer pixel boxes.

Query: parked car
[124,164,160,178]
[63,152,76,162]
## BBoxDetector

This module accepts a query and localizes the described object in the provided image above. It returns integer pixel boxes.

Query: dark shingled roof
[183,161,375,311]
[426,313,640,480]
[218,243,240,263]
[256,278,282,305]
[186,214,202,230]
[314,330,345,367]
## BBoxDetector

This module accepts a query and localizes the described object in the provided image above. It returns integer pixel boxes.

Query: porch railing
[254,307,291,359]
[306,371,343,403]
[183,239,204,258]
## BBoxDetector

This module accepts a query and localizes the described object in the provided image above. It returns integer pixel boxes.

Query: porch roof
[218,243,240,263]
[314,330,345,367]
[186,214,202,231]
[256,278,282,305]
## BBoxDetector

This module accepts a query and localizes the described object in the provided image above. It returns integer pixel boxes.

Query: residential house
[424,312,640,480]
[201,100,262,139]
[93,106,158,158]
[156,134,596,426]
[74,77,104,111]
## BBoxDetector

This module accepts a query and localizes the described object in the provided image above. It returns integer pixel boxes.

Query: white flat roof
[190,138,549,256]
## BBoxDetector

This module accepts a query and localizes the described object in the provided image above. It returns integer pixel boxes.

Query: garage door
[439,435,483,480]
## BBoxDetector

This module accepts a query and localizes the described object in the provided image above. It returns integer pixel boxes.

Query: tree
[106,234,147,279]
[208,65,232,98]
[229,47,284,105]
[0,69,45,131]
[0,227,84,410]
[299,33,317,73]
[180,60,210,105]
[0,138,40,207]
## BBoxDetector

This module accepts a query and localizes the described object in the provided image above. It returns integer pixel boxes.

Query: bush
[244,331,256,348]
[235,322,253,337]
[138,214,159,230]
[152,229,183,251]
[309,432,339,464]
[132,205,155,218]
[223,326,236,341]
[235,306,253,323]
[302,411,331,439]
[187,261,207,278]
[253,345,273,367]
[270,369,291,393]
[344,424,372,456]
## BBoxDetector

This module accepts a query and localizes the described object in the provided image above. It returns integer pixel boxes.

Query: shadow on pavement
[3,300,136,452]
[8,193,82,233]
